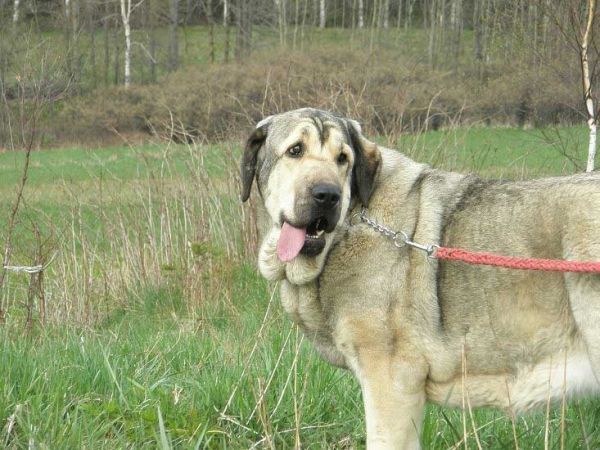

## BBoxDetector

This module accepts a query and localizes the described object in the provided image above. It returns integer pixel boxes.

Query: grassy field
[1,126,599,448]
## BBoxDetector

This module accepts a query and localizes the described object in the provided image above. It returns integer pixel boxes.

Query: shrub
[58,47,585,145]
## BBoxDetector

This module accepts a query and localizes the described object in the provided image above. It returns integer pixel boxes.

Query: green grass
[1,280,366,448]
[2,300,599,448]
[399,125,589,177]
[1,128,599,447]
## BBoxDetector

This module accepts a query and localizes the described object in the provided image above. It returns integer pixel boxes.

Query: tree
[383,0,390,28]
[277,0,288,46]
[120,0,132,87]
[449,0,462,74]
[12,0,20,29]
[169,0,180,71]
[358,0,364,28]
[543,0,598,171]
[235,0,253,59]
[580,0,597,171]
[120,0,140,87]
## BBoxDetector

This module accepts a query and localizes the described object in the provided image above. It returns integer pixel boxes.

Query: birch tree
[277,0,288,46]
[358,0,364,28]
[319,0,325,28]
[120,0,133,88]
[545,0,599,171]
[120,0,145,88]
[383,0,390,28]
[12,0,20,29]
[581,0,597,171]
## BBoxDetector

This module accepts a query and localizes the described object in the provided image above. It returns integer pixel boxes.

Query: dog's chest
[426,352,600,412]
[280,280,347,367]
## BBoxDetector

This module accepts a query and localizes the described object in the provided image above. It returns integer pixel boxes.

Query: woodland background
[1,0,598,148]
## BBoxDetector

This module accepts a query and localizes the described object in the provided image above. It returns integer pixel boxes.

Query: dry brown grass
[57,47,583,147]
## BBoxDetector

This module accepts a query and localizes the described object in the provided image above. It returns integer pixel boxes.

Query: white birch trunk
[319,0,325,28]
[582,0,597,172]
[223,0,228,26]
[13,0,20,26]
[120,0,132,88]
[383,0,390,28]
[277,0,287,47]
[358,0,364,28]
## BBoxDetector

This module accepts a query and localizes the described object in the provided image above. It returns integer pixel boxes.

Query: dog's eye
[337,152,348,164]
[287,144,303,158]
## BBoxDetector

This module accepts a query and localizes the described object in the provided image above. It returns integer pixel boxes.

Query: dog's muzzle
[277,184,341,262]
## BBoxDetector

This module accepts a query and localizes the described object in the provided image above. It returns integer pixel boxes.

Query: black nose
[312,184,341,208]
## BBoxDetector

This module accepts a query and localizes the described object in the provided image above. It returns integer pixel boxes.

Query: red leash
[434,247,600,273]
[356,208,600,274]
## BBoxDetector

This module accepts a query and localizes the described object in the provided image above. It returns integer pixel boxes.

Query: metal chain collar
[353,209,600,273]
[354,208,439,258]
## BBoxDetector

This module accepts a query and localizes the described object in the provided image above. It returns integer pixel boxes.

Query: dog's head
[241,108,381,284]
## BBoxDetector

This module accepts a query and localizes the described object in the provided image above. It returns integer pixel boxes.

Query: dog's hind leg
[563,204,600,385]
[565,271,600,384]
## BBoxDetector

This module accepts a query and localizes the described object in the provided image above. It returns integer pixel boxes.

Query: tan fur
[242,108,600,449]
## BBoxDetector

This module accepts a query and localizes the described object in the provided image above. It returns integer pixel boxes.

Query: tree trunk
[301,0,308,50]
[319,0,325,28]
[450,0,462,74]
[473,0,490,76]
[427,0,437,66]
[358,0,364,28]
[64,0,73,75]
[169,0,180,71]
[148,0,157,82]
[405,0,414,29]
[581,0,597,172]
[224,7,230,62]
[235,0,252,59]
[293,0,300,47]
[104,1,110,86]
[370,0,378,50]
[278,0,288,46]
[120,0,132,88]
[383,0,390,28]
[114,27,120,85]
[90,13,97,88]
[12,0,20,28]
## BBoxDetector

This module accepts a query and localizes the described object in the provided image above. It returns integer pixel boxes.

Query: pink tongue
[277,222,307,262]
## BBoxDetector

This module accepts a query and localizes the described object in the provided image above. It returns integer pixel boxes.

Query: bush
[58,47,584,145]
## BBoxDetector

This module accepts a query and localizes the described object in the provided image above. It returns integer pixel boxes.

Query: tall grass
[1,139,258,327]
[0,128,599,447]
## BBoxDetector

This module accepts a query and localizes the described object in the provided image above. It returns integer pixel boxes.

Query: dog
[241,108,600,448]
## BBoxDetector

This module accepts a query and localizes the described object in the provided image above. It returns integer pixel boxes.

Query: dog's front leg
[351,351,427,449]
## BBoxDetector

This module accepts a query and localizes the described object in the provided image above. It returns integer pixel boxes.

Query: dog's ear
[347,120,381,207]
[241,121,270,202]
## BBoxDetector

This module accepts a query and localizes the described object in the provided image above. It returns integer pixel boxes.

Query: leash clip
[395,231,439,258]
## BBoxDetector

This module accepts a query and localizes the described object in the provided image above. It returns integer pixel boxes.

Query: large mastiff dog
[241,108,600,448]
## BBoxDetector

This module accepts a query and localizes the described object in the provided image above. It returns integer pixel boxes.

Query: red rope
[434,247,600,273]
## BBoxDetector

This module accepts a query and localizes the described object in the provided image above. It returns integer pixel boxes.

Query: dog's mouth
[277,217,330,262]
